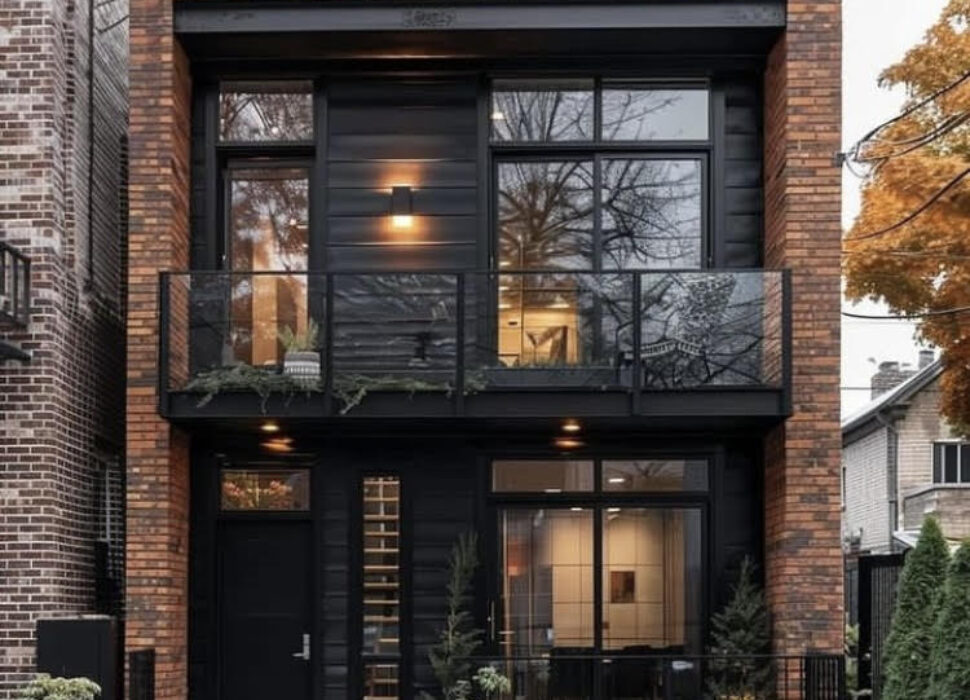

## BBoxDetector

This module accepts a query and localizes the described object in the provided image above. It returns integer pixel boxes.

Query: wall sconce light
[391,185,413,230]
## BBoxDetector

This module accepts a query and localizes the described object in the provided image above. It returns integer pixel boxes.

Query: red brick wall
[125,0,192,694]
[763,0,844,655]
[0,0,128,693]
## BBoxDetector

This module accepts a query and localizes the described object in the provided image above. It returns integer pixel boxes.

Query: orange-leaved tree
[844,0,970,433]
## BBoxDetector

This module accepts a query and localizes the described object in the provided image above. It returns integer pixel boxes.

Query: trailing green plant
[278,320,320,353]
[707,557,773,700]
[333,371,487,415]
[882,517,949,700]
[184,363,321,411]
[928,541,970,700]
[18,674,101,700]
[428,532,483,700]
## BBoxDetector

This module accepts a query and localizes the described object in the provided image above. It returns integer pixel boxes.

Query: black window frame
[488,77,713,273]
[933,441,970,485]
[213,79,318,271]
[486,454,712,656]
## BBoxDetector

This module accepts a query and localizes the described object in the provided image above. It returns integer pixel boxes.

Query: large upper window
[492,79,708,274]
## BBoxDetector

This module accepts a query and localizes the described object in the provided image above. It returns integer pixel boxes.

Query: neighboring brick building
[126,0,844,698]
[841,351,970,553]
[0,0,128,694]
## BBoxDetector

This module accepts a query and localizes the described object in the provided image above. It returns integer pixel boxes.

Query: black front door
[219,520,312,700]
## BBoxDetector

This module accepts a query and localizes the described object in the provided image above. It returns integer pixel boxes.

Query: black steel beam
[175,2,784,36]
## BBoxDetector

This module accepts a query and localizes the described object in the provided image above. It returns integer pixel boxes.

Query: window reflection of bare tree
[219,83,314,142]
[228,170,309,367]
[491,86,766,384]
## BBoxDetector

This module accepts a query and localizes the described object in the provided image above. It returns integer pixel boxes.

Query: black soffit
[175,2,784,60]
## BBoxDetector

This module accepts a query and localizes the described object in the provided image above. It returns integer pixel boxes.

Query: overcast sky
[840,0,947,416]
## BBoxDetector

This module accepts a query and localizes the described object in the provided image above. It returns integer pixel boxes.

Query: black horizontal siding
[722,77,763,268]
[327,79,480,272]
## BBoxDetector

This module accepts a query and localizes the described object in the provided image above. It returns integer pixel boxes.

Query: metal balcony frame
[158,268,792,421]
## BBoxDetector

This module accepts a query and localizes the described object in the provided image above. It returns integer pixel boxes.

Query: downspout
[874,412,900,549]
[84,0,96,291]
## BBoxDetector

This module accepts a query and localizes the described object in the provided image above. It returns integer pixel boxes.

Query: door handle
[291,633,310,661]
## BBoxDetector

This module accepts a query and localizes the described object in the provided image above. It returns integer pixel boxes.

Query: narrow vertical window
[362,476,401,699]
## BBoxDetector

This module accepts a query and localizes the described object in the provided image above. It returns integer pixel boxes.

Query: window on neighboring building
[933,442,970,484]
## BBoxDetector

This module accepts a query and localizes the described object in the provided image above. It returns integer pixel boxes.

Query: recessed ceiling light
[607,476,627,484]
[561,419,581,433]
[260,421,280,433]
[570,507,583,512]
[607,507,621,513]
[491,111,506,121]
[553,437,584,450]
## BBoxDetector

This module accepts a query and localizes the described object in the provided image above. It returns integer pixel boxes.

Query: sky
[840,0,948,416]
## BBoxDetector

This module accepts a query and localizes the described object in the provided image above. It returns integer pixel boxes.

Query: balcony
[159,269,790,423]
[903,484,970,541]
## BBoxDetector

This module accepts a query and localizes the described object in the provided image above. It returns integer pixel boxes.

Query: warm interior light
[543,488,562,494]
[260,421,280,433]
[561,419,581,433]
[607,476,627,484]
[499,260,511,268]
[548,295,571,309]
[607,507,621,513]
[570,506,584,512]
[498,302,512,310]
[491,111,506,121]
[554,437,584,450]
[391,214,414,229]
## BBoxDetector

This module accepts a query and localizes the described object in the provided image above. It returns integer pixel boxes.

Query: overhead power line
[843,167,970,242]
[842,306,970,321]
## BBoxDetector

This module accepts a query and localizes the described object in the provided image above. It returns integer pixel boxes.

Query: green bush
[707,557,773,699]
[882,517,949,700]
[929,541,970,700]
[18,674,101,700]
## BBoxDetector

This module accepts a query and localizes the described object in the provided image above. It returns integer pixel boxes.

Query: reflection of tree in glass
[219,85,313,141]
[602,159,701,270]
[230,172,308,272]
[602,89,706,141]
[491,86,593,141]
[498,161,594,270]
[640,273,770,388]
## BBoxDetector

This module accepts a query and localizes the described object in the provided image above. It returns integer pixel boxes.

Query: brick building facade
[124,1,844,698]
[0,0,128,694]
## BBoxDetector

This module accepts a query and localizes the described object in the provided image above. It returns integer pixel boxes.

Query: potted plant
[278,320,321,389]
[18,674,101,700]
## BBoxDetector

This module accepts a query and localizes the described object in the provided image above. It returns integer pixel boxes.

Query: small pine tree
[707,557,773,699]
[928,541,970,700]
[428,532,483,700]
[882,517,949,700]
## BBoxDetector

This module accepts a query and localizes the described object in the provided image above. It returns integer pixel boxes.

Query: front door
[219,520,312,700]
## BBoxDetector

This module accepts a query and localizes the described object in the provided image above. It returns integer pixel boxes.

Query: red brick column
[762,1,844,655]
[126,0,192,694]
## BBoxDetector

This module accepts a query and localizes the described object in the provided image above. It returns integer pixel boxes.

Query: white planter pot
[283,350,321,389]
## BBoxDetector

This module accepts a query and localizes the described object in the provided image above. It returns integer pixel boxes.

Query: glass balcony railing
[159,269,789,415]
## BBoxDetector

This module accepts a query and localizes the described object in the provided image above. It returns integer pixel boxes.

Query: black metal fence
[470,653,845,699]
[129,649,155,700]
[857,553,906,699]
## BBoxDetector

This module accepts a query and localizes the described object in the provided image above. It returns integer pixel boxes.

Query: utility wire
[843,167,970,242]
[842,306,970,320]
[848,70,970,156]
